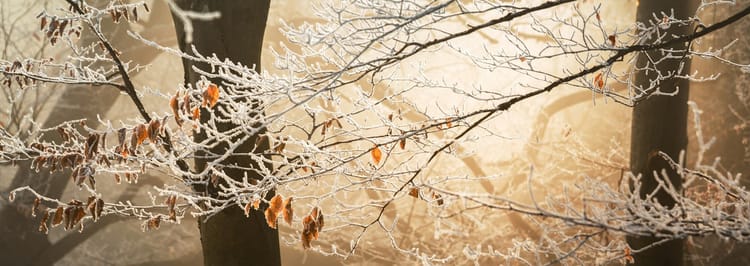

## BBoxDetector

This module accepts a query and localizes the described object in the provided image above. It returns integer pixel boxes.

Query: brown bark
[0,2,173,264]
[628,1,697,265]
[170,1,279,265]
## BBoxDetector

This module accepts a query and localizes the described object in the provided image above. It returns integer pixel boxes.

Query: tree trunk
[628,0,697,265]
[0,1,173,264]
[170,1,279,265]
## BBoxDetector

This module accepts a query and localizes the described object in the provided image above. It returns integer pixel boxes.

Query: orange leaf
[192,107,200,121]
[265,194,283,229]
[399,138,406,150]
[203,83,219,108]
[371,144,382,165]
[135,124,148,145]
[51,207,63,227]
[170,93,181,126]
[408,187,419,198]
[282,197,293,226]
[147,120,160,143]
[594,73,604,89]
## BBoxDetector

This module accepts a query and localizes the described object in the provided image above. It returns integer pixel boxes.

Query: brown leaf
[399,138,406,150]
[282,197,293,226]
[148,120,160,143]
[147,216,161,230]
[432,192,444,206]
[117,128,127,148]
[594,73,604,89]
[202,83,219,108]
[52,207,64,227]
[182,94,191,117]
[301,215,315,249]
[84,134,99,159]
[315,209,324,233]
[608,35,616,46]
[371,144,382,165]
[273,141,286,153]
[252,199,261,210]
[39,211,49,234]
[408,187,419,198]
[95,198,104,221]
[192,107,200,121]
[265,194,284,229]
[244,201,253,218]
[135,124,148,145]
[170,93,182,126]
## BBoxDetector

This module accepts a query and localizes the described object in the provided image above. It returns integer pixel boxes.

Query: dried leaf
[624,246,634,264]
[301,215,315,249]
[148,120,160,143]
[147,216,161,230]
[282,197,293,226]
[408,187,419,198]
[608,35,616,46]
[252,199,261,210]
[170,93,181,126]
[594,73,604,89]
[182,94,191,117]
[135,124,148,145]
[315,209,324,233]
[95,198,104,221]
[432,192,444,206]
[244,201,253,217]
[116,128,126,148]
[371,144,382,165]
[84,134,99,159]
[265,194,284,229]
[202,83,219,108]
[192,107,200,121]
[274,141,286,153]
[52,207,64,227]
[39,211,49,234]
[63,206,74,230]
[399,138,406,150]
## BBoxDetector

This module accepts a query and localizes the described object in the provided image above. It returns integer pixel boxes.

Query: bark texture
[628,0,697,265]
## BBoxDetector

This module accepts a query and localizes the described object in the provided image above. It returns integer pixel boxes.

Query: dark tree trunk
[628,0,697,265]
[170,1,279,265]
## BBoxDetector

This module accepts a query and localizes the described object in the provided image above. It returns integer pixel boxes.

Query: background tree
[170,1,279,265]
[628,0,697,265]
